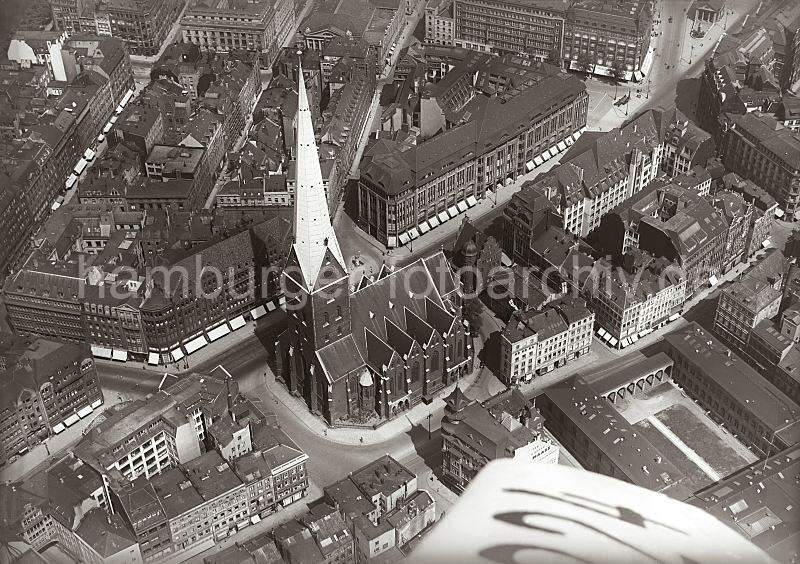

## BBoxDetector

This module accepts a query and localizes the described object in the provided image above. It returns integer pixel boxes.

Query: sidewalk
[264,355,485,447]
[94,318,260,375]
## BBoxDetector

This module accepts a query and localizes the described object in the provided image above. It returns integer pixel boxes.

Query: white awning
[103,122,113,134]
[111,349,127,361]
[120,88,134,106]
[399,232,410,245]
[668,313,681,322]
[541,149,552,161]
[208,323,231,341]
[278,296,286,306]
[170,346,185,361]
[428,216,440,228]
[91,399,102,408]
[64,413,80,427]
[184,335,208,354]
[387,236,397,248]
[420,222,431,235]
[91,346,112,359]
[629,334,639,343]
[266,301,277,312]
[633,71,644,81]
[250,515,261,525]
[533,156,544,166]
[65,174,78,189]
[709,275,719,286]
[84,148,96,161]
[496,183,503,191]
[501,252,513,267]
[251,305,267,319]
[408,228,420,240]
[447,205,459,217]
[109,116,117,124]
[762,239,771,249]
[608,336,619,347]
[148,352,160,365]
[639,328,653,337]
[526,160,535,171]
[438,211,449,223]
[51,201,61,211]
[597,328,608,338]
[77,405,93,418]
[115,104,124,114]
[620,338,630,348]
[565,135,575,145]
[52,422,66,434]
[466,195,478,207]
[229,315,246,330]
[775,208,785,218]
[457,201,468,212]
[557,141,567,152]
[74,158,88,175]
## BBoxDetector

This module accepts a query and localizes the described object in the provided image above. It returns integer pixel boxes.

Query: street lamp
[427,412,432,439]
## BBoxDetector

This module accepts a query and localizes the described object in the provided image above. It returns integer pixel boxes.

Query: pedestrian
[360,436,364,444]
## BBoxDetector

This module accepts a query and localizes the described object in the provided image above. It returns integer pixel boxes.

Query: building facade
[564,0,652,81]
[0,335,103,463]
[665,322,800,457]
[723,111,800,220]
[181,0,295,66]
[499,297,593,386]
[452,0,567,60]
[441,387,559,491]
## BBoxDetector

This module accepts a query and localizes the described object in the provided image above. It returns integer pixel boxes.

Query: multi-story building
[144,144,213,211]
[723,111,800,220]
[452,217,503,295]
[0,335,103,463]
[61,36,135,106]
[696,28,780,145]
[441,387,559,491]
[499,297,593,385]
[181,0,295,65]
[0,454,143,564]
[539,376,684,494]
[664,322,800,456]
[49,0,185,56]
[662,112,715,177]
[452,0,567,60]
[746,310,800,407]
[709,189,754,273]
[359,72,587,247]
[583,253,686,347]
[691,444,800,563]
[0,182,32,280]
[564,0,652,81]
[507,108,666,242]
[425,0,454,46]
[75,369,242,481]
[637,185,727,296]
[279,63,472,424]
[713,249,786,352]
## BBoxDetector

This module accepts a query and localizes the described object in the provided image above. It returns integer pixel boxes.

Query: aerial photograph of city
[0,0,798,561]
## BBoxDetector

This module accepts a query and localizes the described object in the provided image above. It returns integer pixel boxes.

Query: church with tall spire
[279,55,474,425]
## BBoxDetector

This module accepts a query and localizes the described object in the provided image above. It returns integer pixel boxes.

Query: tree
[576,53,594,78]
[610,60,627,99]
[545,49,562,69]
[462,298,484,332]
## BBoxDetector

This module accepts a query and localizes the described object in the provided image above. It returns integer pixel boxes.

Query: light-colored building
[585,254,686,347]
[499,298,593,386]
[425,0,454,45]
[713,249,786,353]
[181,0,295,65]
[441,387,559,492]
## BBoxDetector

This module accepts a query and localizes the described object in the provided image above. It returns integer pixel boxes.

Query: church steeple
[288,53,346,291]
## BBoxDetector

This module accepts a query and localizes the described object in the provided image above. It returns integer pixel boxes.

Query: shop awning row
[74,158,88,175]
[251,305,267,319]
[266,301,277,312]
[64,414,80,427]
[466,195,478,207]
[52,422,66,434]
[208,323,231,341]
[184,335,208,354]
[111,349,127,362]
[608,336,619,347]
[428,216,440,228]
[419,222,430,235]
[91,346,112,359]
[91,399,102,409]
[170,346,185,362]
[148,352,160,365]
[103,122,113,134]
[77,405,93,418]
[229,315,246,330]
[65,174,78,190]
[597,327,609,339]
[526,160,535,171]
[399,232,410,245]
[457,201,468,213]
